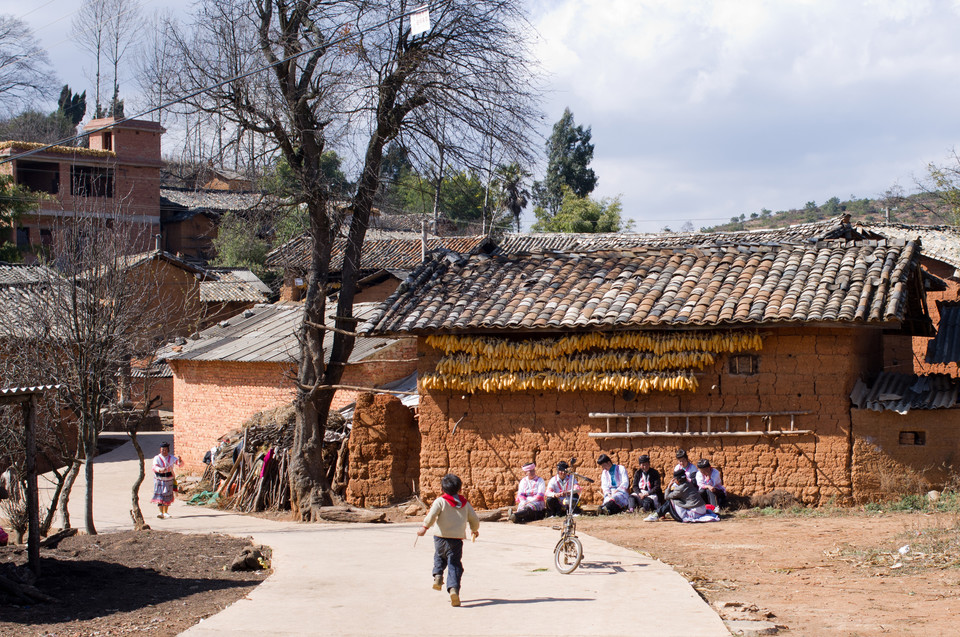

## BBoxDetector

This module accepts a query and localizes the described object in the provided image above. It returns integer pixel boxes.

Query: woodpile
[207,403,348,513]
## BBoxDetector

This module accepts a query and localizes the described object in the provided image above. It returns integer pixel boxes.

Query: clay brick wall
[172,359,297,472]
[851,408,960,501]
[130,376,174,411]
[345,393,420,507]
[172,339,416,473]
[416,327,882,507]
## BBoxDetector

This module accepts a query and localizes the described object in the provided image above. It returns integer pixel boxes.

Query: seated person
[597,453,630,515]
[695,459,727,510]
[629,454,662,513]
[645,468,719,523]
[674,448,698,483]
[545,461,581,517]
[510,462,546,523]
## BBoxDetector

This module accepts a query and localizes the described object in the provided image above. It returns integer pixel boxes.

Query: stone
[927,490,941,503]
[724,619,780,636]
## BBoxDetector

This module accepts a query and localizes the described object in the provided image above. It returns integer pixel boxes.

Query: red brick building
[0,118,164,257]
[168,302,416,472]
[361,220,938,506]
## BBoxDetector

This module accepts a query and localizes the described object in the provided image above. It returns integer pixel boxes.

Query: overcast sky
[7,0,960,231]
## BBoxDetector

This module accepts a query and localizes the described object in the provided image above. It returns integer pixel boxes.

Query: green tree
[57,85,87,127]
[394,168,487,230]
[261,152,352,200]
[494,162,530,232]
[0,110,76,144]
[533,107,597,215]
[532,187,629,233]
[211,211,270,276]
[0,174,44,261]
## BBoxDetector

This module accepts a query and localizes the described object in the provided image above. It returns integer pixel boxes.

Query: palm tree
[496,163,531,232]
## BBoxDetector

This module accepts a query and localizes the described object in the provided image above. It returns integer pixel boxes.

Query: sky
[7,0,960,232]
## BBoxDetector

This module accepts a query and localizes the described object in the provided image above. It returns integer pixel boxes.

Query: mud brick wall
[416,327,882,507]
[851,408,960,501]
[906,258,960,377]
[345,393,420,507]
[172,360,297,472]
[130,376,174,411]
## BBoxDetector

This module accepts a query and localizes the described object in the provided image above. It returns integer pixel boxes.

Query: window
[70,165,114,198]
[728,354,759,375]
[102,131,113,151]
[15,160,59,194]
[40,229,52,245]
[899,431,925,446]
[15,227,29,248]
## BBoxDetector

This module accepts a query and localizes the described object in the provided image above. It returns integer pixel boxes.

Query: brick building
[361,219,938,507]
[168,302,416,471]
[0,118,164,257]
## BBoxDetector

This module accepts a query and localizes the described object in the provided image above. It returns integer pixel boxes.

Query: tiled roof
[850,372,960,412]
[493,218,884,255]
[201,268,272,303]
[0,264,60,286]
[361,239,923,335]
[167,302,403,364]
[862,222,960,269]
[265,235,489,273]
[160,187,281,223]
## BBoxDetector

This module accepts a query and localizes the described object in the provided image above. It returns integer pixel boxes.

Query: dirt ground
[570,509,960,636]
[0,530,270,637]
[3,507,958,636]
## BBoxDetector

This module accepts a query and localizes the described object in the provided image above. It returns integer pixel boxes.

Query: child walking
[416,473,480,607]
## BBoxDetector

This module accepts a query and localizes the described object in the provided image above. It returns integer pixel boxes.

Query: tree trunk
[82,433,97,535]
[129,429,148,530]
[39,468,65,536]
[58,460,81,530]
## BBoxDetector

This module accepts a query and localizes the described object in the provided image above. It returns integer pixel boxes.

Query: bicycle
[553,458,594,574]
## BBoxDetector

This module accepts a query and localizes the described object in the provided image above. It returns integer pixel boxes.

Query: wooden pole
[24,395,40,576]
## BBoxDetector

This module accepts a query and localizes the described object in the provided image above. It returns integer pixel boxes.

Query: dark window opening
[15,160,59,194]
[728,354,759,375]
[899,431,925,446]
[15,227,29,248]
[70,165,114,198]
[102,131,113,151]
[39,229,52,246]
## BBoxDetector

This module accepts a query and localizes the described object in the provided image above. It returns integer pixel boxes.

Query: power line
[0,2,446,167]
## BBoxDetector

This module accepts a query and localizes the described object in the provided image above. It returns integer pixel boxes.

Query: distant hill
[701,192,956,233]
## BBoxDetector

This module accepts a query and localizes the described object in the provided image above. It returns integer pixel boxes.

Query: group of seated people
[509,449,724,524]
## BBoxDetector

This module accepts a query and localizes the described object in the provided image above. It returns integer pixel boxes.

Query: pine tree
[533,108,597,215]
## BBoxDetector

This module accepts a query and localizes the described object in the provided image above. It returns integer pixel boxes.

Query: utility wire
[0,2,445,167]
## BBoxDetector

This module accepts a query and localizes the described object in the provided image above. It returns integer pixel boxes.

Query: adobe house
[168,302,417,472]
[199,267,272,328]
[159,188,279,261]
[0,118,164,258]
[360,222,935,507]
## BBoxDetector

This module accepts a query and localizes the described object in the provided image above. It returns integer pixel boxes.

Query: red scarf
[441,493,467,508]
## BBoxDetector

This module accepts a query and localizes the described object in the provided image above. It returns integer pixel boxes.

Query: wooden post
[24,395,40,576]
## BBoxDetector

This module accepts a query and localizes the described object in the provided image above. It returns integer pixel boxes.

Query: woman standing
[151,441,182,519]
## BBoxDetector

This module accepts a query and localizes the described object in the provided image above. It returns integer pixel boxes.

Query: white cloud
[528,0,960,230]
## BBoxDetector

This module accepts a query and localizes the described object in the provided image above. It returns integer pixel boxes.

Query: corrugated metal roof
[0,384,59,396]
[201,268,272,303]
[850,372,960,413]
[0,264,60,286]
[926,301,960,365]
[167,302,403,364]
[361,239,923,335]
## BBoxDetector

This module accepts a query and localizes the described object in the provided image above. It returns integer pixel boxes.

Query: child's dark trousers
[432,537,464,591]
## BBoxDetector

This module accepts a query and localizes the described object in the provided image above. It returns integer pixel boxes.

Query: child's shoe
[449,588,460,607]
[432,575,443,590]
[644,513,659,522]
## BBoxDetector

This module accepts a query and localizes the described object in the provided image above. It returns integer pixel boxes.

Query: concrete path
[53,432,728,637]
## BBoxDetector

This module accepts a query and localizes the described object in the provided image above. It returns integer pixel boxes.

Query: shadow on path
[462,596,595,608]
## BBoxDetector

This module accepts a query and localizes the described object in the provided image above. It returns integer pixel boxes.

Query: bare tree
[164,0,540,517]
[0,15,56,113]
[73,0,110,117]
[0,211,194,534]
[134,9,175,127]
[105,0,143,117]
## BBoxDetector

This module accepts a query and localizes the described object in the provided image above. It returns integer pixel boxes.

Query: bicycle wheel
[553,536,583,574]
